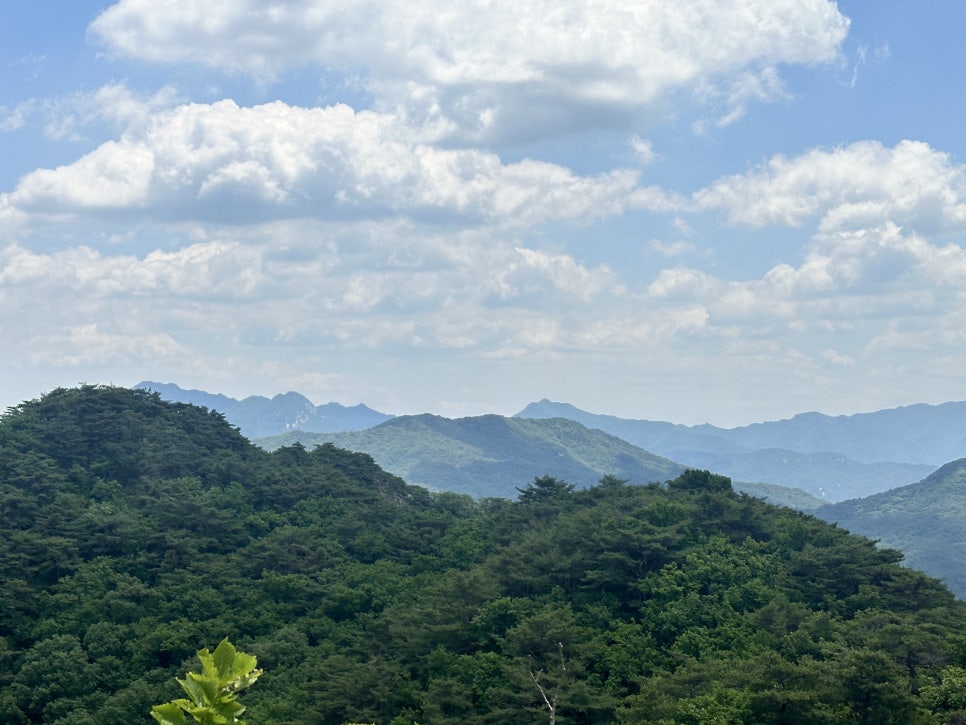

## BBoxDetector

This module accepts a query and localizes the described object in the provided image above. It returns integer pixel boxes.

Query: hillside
[136,380,393,438]
[518,399,945,500]
[257,413,686,497]
[818,459,966,598]
[258,414,825,508]
[3,386,966,723]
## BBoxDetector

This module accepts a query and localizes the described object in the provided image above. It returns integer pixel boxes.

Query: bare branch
[529,666,557,725]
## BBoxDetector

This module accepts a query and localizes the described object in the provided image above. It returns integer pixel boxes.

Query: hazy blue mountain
[517,398,966,465]
[257,414,686,498]
[817,459,966,598]
[517,399,742,456]
[136,381,393,438]
[516,399,953,500]
[678,449,933,501]
[723,404,966,465]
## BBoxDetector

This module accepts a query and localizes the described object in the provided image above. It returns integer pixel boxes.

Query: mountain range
[516,399,960,499]
[135,381,392,438]
[142,383,964,502]
[260,413,966,597]
[517,398,966,466]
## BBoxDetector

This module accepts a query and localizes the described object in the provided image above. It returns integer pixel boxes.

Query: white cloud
[13,140,155,209]
[0,100,34,132]
[647,266,720,300]
[26,324,185,368]
[5,99,641,226]
[629,136,656,166]
[512,247,624,302]
[692,66,789,133]
[822,348,854,366]
[3,84,181,143]
[90,0,849,142]
[695,140,966,233]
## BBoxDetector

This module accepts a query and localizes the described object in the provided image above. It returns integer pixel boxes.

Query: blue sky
[2,1,966,426]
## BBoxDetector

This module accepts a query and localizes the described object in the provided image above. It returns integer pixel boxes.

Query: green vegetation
[257,413,684,497]
[2,386,966,723]
[819,459,966,598]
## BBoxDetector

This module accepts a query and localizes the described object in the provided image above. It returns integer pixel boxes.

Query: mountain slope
[257,414,686,497]
[136,380,393,437]
[818,459,966,597]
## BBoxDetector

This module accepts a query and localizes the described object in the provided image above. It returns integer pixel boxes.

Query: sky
[2,1,966,427]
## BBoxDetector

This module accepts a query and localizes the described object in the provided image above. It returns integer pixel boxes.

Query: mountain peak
[135,381,392,438]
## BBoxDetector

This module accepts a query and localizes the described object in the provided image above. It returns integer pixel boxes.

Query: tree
[667,468,732,493]
[516,475,575,504]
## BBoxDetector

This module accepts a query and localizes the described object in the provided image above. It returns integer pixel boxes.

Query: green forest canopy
[1,386,965,723]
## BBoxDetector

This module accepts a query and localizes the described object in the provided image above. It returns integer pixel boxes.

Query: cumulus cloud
[0,240,264,299]
[695,140,966,233]
[638,221,966,349]
[0,223,628,353]
[5,99,641,226]
[90,0,849,142]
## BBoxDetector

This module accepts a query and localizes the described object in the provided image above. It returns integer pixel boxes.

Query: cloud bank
[90,0,849,141]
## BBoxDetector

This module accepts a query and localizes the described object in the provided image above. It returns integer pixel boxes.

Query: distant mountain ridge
[516,399,958,500]
[517,398,966,465]
[136,383,964,502]
[136,381,393,439]
[257,413,686,499]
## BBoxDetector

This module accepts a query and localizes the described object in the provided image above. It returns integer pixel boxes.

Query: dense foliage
[2,386,966,723]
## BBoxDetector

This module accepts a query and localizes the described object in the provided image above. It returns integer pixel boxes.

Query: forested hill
[3,386,966,723]
[819,459,966,598]
[257,413,685,497]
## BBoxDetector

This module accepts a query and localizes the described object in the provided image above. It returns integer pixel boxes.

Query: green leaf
[212,638,237,681]
[230,651,258,680]
[180,672,218,707]
[150,702,187,725]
